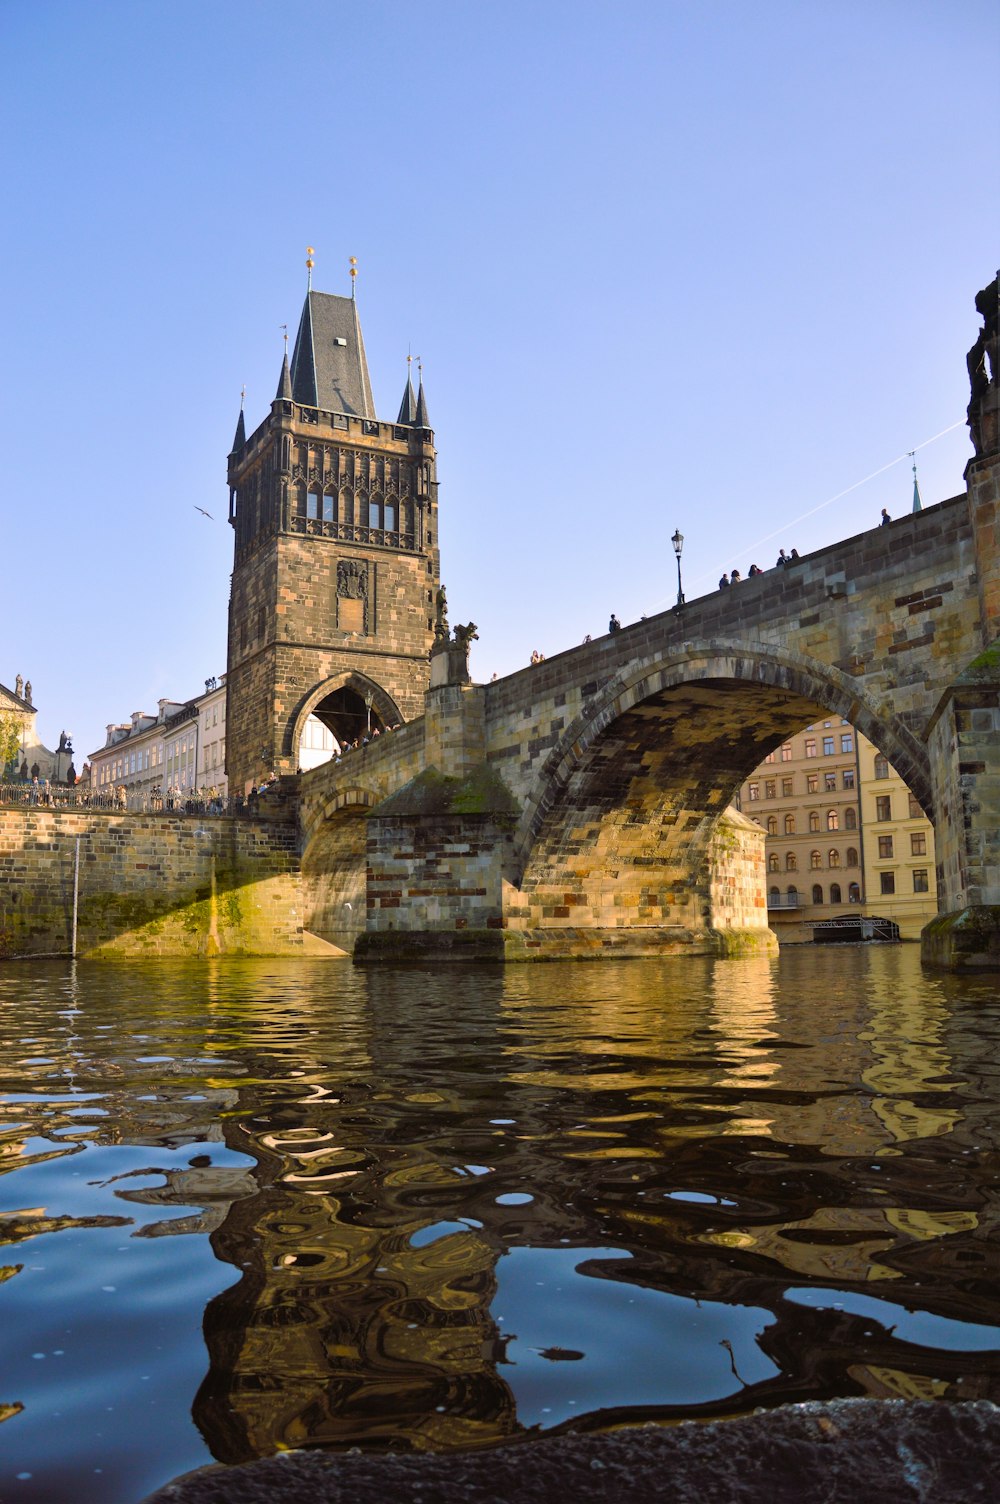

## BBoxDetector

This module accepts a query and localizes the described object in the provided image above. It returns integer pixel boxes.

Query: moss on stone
[956,638,1000,684]
[370,764,520,824]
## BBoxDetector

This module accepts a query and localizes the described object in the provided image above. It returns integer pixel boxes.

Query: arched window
[766,816,778,835]
[812,884,823,904]
[323,490,337,524]
[827,809,839,831]
[787,885,798,901]
[846,847,859,868]
[786,852,797,871]
[384,497,397,532]
[810,850,822,868]
[829,849,841,868]
[306,489,321,521]
[770,885,780,899]
[848,882,861,903]
[369,495,381,528]
[784,814,795,835]
[768,853,780,872]
[809,811,820,832]
[845,806,857,829]
[830,882,842,904]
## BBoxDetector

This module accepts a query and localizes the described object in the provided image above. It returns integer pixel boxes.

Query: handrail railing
[0,783,286,820]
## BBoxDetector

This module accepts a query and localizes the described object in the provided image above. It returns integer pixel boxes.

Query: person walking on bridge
[609,614,621,633]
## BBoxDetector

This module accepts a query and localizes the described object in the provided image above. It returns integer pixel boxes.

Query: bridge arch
[287,672,404,767]
[509,640,933,895]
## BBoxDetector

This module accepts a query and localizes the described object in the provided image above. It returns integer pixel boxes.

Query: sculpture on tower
[967,275,999,458]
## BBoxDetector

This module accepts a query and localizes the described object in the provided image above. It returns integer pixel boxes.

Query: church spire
[911,458,922,513]
[276,352,292,401]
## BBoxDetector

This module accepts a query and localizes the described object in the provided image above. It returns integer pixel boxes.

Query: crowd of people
[331,722,402,762]
[719,549,799,588]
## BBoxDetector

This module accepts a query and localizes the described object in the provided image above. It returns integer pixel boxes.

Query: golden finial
[306,246,314,290]
[349,255,358,300]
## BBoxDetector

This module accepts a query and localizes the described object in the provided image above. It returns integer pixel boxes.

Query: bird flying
[193,506,213,519]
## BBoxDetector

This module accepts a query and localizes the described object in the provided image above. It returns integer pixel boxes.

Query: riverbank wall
[0,808,338,958]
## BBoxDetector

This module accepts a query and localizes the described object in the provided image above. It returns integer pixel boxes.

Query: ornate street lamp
[671,528,685,607]
[365,691,374,735]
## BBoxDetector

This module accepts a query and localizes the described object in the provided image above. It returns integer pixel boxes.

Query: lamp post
[671,528,685,607]
[365,691,374,736]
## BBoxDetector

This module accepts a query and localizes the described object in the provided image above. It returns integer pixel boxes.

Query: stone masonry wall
[0,809,332,959]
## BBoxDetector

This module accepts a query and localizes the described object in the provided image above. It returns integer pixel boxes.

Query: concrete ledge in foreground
[140,1398,1000,1504]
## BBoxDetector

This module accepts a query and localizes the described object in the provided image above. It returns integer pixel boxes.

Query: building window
[369,499,381,528]
[766,816,778,835]
[784,814,795,835]
[827,809,839,831]
[848,882,861,903]
[829,849,841,868]
[787,884,798,902]
[876,795,891,821]
[845,807,857,830]
[812,884,823,904]
[830,882,842,904]
[768,853,780,872]
[810,850,822,868]
[823,736,835,756]
[780,744,792,762]
[807,774,818,794]
[908,794,924,819]
[747,783,759,801]
[809,810,820,832]
[384,501,397,531]
[824,772,837,792]
[323,492,336,523]
[782,778,793,797]
[843,768,855,790]
[911,832,927,856]
[764,752,775,764]
[874,754,889,779]
[841,733,854,753]
[878,835,894,858]
[880,871,896,895]
[913,869,929,893]
[307,490,320,520]
[786,852,797,871]
[765,779,775,799]
[846,847,859,867]
[805,738,817,758]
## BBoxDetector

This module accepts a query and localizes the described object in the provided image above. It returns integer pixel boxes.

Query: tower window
[307,491,320,520]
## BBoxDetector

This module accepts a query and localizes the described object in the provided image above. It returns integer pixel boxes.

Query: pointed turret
[231,406,246,454]
[912,462,922,513]
[414,374,430,429]
[276,352,292,401]
[397,372,418,423]
[289,290,374,417]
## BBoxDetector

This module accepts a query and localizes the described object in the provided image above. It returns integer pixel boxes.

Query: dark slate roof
[397,374,418,424]
[289,291,375,417]
[275,353,292,401]
[414,377,430,429]
[231,408,246,454]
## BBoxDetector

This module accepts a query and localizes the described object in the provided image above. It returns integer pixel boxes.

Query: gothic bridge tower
[225,273,440,793]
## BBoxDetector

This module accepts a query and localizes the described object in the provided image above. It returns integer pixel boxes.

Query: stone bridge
[297,457,1000,968]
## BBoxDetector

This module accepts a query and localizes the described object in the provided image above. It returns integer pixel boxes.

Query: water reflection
[1,952,1000,1502]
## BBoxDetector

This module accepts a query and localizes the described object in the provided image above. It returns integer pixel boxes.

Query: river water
[1,948,999,1502]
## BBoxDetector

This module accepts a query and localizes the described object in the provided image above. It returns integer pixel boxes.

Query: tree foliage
[0,710,24,775]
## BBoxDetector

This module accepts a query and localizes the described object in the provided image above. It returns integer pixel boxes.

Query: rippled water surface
[1,949,1000,1502]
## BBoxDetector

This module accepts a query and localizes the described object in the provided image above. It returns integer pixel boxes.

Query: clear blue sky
[2,0,997,766]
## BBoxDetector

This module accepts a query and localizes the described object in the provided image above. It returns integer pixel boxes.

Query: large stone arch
[506,642,933,937]
[287,672,405,766]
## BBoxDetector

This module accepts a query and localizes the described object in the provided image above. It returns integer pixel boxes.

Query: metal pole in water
[72,837,80,958]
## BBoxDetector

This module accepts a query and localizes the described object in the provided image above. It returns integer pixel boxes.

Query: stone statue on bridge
[432,583,450,653]
[968,275,999,457]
